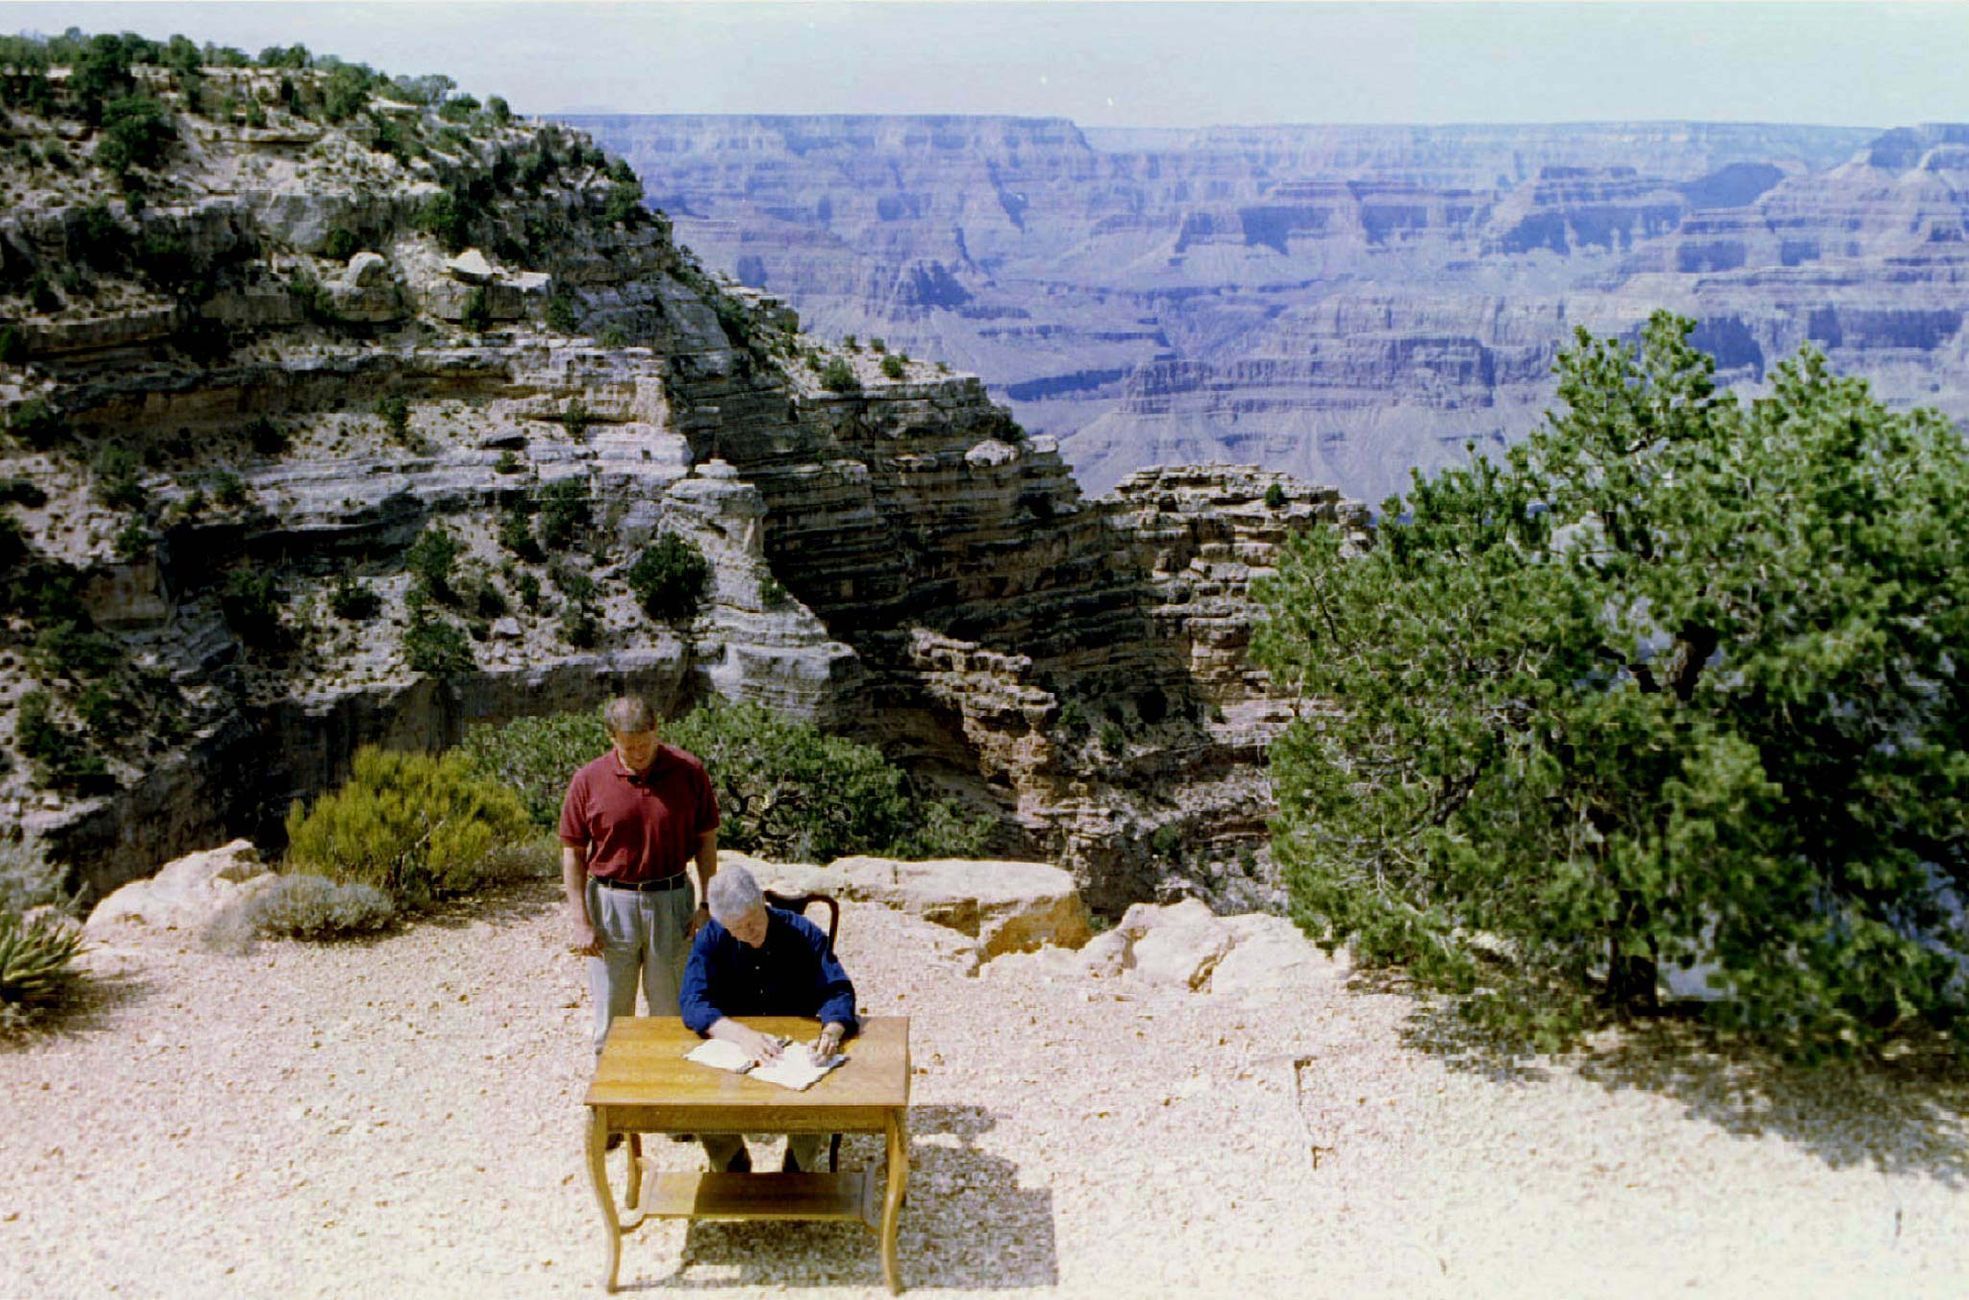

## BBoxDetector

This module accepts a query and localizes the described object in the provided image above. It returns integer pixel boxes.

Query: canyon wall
[568,115,1969,505]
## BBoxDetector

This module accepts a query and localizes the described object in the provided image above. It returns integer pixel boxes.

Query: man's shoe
[724,1146,751,1174]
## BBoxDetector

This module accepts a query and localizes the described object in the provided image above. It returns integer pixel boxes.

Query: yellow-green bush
[283,747,532,905]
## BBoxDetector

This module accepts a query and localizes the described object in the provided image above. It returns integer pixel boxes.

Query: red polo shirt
[557,745,720,883]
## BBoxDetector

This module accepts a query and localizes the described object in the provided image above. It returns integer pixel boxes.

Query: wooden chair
[764,888,844,1171]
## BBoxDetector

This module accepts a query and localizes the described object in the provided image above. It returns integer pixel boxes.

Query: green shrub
[666,699,992,862]
[843,334,858,351]
[497,504,540,559]
[403,609,474,676]
[438,94,479,123]
[200,872,394,952]
[880,354,905,380]
[72,202,127,271]
[95,94,176,184]
[458,710,606,828]
[405,525,461,602]
[245,415,289,456]
[15,691,110,791]
[8,399,66,449]
[1254,311,1969,1058]
[328,570,380,620]
[283,746,530,906]
[560,397,593,440]
[538,479,588,553]
[1263,482,1288,509]
[597,324,629,348]
[92,445,145,510]
[211,470,247,508]
[460,285,491,332]
[514,570,541,610]
[820,358,859,394]
[494,448,524,475]
[601,181,643,226]
[869,337,887,354]
[545,290,578,333]
[320,227,360,261]
[416,191,470,253]
[29,621,119,678]
[758,573,791,610]
[219,566,282,646]
[627,533,711,623]
[486,95,512,125]
[0,327,25,366]
[112,518,152,561]
[376,395,411,443]
[0,477,47,508]
[1098,721,1127,757]
[0,910,85,1031]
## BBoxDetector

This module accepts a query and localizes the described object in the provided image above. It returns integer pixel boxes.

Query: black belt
[593,874,690,893]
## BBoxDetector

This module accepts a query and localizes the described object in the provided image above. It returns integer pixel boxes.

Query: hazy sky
[3,1,1967,128]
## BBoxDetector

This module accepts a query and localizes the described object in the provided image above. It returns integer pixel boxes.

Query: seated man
[680,864,858,1173]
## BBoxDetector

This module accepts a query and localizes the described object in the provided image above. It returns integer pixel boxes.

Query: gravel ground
[3,880,1966,1299]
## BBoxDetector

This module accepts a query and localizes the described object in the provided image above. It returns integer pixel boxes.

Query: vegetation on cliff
[1256,312,1969,1059]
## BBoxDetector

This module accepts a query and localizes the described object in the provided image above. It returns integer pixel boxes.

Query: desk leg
[585,1108,622,1293]
[624,1132,643,1211]
[881,1110,910,1294]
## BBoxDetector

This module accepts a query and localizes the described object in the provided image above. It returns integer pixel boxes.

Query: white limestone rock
[86,839,274,935]
[1119,897,1235,990]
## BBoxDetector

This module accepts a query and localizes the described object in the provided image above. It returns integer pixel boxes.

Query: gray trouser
[585,877,693,1057]
[702,1132,827,1173]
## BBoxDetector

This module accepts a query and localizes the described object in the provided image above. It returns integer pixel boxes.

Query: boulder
[1119,897,1235,990]
[830,856,1092,957]
[343,250,392,288]
[1208,912,1350,997]
[86,840,274,935]
[747,854,1091,957]
[444,248,497,283]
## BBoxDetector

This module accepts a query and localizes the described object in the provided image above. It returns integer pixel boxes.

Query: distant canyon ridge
[567,115,1969,504]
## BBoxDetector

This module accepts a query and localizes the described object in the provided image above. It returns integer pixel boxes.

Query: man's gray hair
[602,696,656,736]
[707,865,766,924]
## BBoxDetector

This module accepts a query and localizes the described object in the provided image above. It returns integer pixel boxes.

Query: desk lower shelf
[628,1169,880,1228]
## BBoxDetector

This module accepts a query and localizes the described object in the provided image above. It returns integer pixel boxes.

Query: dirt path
[3,882,1965,1298]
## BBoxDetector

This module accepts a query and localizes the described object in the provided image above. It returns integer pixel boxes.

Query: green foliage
[601,181,644,226]
[553,565,598,647]
[283,746,531,906]
[560,397,593,440]
[460,285,491,332]
[15,690,110,791]
[71,202,128,271]
[91,444,145,510]
[869,337,887,354]
[203,872,395,950]
[1253,311,1969,1058]
[69,33,134,122]
[245,415,289,456]
[0,910,85,1028]
[820,357,860,394]
[320,64,372,122]
[8,399,67,449]
[210,470,247,508]
[405,525,461,602]
[112,518,152,561]
[29,620,119,678]
[320,227,361,261]
[497,503,540,559]
[438,93,479,122]
[458,710,606,829]
[666,699,992,862]
[415,191,470,254]
[1264,482,1288,509]
[0,327,25,366]
[376,395,411,444]
[494,449,524,475]
[758,573,791,610]
[329,569,380,620]
[95,94,176,184]
[486,95,512,125]
[627,532,711,623]
[402,608,474,677]
[538,479,588,553]
[596,324,629,348]
[1097,721,1127,757]
[880,354,905,380]
[219,566,282,646]
[545,289,579,334]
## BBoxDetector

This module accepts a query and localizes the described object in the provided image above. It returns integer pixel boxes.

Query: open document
[686,1037,846,1091]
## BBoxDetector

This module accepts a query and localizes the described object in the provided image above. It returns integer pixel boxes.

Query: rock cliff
[565,115,1969,505]
[0,58,1353,911]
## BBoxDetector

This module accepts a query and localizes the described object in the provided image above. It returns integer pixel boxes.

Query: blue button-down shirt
[679,908,859,1036]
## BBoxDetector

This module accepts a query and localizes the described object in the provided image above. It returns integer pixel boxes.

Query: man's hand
[736,1025,786,1063]
[687,903,711,938]
[811,1022,846,1060]
[569,920,602,958]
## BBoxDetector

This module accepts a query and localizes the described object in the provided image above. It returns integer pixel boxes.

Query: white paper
[684,1038,845,1091]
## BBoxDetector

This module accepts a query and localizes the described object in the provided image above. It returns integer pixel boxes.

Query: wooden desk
[582,1016,911,1293]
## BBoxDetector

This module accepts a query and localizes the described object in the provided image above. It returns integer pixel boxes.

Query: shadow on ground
[0,961,153,1054]
[1396,989,1969,1186]
[633,1104,1058,1291]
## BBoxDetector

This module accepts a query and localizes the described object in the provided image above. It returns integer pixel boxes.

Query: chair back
[764,889,841,955]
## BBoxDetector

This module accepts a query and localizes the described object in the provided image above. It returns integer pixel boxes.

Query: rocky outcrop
[567,114,1969,506]
[85,839,272,937]
[1,65,1358,911]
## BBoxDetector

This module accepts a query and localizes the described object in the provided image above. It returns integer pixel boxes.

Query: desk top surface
[583,1016,909,1111]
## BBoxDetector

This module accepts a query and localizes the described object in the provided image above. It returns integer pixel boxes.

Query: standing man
[560,696,720,1058]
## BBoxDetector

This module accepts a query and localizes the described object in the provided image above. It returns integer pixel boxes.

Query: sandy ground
[3,881,1966,1299]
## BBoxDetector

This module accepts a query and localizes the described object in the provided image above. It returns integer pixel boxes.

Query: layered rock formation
[1,60,1354,911]
[567,114,1969,504]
